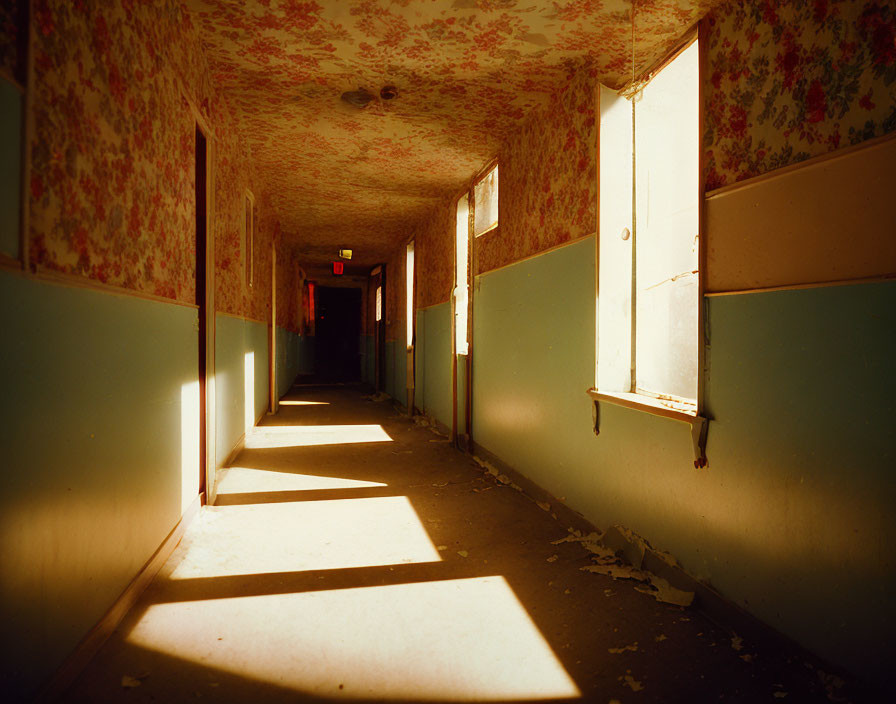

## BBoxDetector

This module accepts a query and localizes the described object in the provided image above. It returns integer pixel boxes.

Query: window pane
[406,242,414,348]
[473,165,498,236]
[597,85,633,393]
[375,286,382,323]
[455,195,469,355]
[634,40,699,402]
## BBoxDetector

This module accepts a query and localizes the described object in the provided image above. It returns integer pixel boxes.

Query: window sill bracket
[587,389,708,468]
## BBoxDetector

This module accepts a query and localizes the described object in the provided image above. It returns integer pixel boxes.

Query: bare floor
[64,386,845,703]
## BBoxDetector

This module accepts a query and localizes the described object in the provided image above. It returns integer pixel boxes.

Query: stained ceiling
[186,0,718,271]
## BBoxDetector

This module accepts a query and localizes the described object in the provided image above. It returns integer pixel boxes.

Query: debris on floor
[362,391,391,402]
[554,526,696,607]
[608,642,639,654]
[621,673,644,691]
[121,673,148,688]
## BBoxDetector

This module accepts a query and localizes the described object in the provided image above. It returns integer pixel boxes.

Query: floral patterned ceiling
[185,0,720,268]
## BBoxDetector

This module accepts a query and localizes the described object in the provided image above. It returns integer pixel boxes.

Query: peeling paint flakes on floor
[608,642,639,654]
[546,554,558,562]
[621,673,644,691]
[635,576,695,607]
[731,634,744,651]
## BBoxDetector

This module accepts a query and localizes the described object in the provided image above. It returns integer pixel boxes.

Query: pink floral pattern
[414,192,456,309]
[703,0,896,190]
[476,68,597,274]
[185,0,721,273]
[28,0,276,322]
[384,243,405,341]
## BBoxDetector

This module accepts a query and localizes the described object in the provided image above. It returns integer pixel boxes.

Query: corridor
[63,387,838,703]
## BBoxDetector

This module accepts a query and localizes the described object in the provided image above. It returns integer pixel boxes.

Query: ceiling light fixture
[341,87,375,109]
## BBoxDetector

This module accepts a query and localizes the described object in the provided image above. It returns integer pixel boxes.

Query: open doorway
[314,286,362,383]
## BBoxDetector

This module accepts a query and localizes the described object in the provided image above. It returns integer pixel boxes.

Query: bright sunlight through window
[128,576,579,701]
[179,381,200,513]
[215,467,386,495]
[406,241,415,348]
[244,424,392,449]
[244,351,255,433]
[597,39,699,412]
[473,164,499,236]
[455,194,469,355]
[169,495,440,578]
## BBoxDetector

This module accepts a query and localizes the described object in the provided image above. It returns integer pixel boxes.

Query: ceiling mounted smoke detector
[341,87,375,109]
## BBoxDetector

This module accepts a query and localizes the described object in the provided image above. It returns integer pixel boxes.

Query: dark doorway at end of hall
[312,286,362,384]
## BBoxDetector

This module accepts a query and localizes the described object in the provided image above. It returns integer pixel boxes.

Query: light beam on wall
[180,381,200,513]
[244,352,255,434]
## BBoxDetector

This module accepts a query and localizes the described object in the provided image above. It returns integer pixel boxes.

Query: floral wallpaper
[27,0,279,321]
[29,0,200,303]
[384,244,405,343]
[276,237,304,333]
[414,192,457,310]
[703,0,896,190]
[184,0,721,273]
[476,67,597,274]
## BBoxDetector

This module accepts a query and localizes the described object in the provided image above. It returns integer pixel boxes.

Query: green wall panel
[416,302,452,429]
[0,272,198,701]
[472,236,598,506]
[701,282,896,687]
[472,236,896,689]
[384,340,408,404]
[385,339,396,397]
[214,315,268,469]
[275,327,314,399]
[275,326,297,399]
[414,312,425,408]
[361,334,374,386]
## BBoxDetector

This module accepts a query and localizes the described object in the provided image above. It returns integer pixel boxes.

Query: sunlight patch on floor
[278,400,330,406]
[128,576,580,701]
[169,496,440,579]
[216,467,387,495]
[245,424,392,449]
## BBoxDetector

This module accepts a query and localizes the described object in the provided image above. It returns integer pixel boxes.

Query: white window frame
[472,161,499,238]
[589,35,707,467]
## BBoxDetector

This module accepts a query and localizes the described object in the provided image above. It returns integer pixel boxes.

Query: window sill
[586,388,708,468]
[586,389,696,422]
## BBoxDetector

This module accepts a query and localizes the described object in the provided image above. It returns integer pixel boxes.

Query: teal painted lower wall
[0,271,198,701]
[415,302,452,429]
[472,237,896,689]
[275,326,314,399]
[384,339,408,404]
[361,334,374,386]
[214,314,268,470]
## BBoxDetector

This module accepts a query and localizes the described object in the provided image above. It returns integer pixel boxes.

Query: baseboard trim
[35,493,203,703]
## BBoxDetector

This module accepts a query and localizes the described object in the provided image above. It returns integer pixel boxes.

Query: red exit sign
[332,261,344,275]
